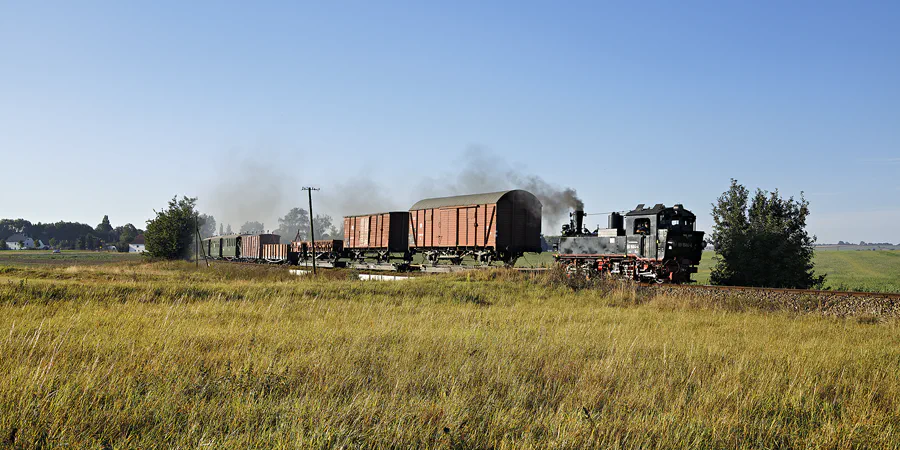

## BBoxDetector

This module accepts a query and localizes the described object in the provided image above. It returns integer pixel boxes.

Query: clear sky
[2,1,898,243]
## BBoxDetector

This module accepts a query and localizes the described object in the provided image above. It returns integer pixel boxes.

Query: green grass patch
[0,250,141,266]
[697,250,900,292]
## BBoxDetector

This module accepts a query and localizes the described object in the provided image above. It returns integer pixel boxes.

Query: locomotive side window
[634,218,651,235]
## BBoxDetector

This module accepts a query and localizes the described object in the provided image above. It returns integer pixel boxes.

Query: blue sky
[2,1,898,243]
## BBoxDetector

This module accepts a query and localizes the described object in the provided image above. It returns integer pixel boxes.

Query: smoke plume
[319,175,404,217]
[417,146,584,231]
[202,146,583,237]
[204,158,291,234]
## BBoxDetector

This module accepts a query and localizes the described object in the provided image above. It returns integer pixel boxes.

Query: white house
[129,234,146,253]
[5,233,35,250]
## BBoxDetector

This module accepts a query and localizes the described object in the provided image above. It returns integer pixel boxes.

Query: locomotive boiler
[555,203,705,283]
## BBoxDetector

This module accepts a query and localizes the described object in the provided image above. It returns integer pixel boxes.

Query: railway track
[661,283,900,299]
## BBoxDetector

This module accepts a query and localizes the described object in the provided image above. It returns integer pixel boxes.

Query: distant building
[129,234,146,253]
[5,233,35,250]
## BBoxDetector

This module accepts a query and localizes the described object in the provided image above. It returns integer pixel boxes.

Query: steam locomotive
[555,204,705,283]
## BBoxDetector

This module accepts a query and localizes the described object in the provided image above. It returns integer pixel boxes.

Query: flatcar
[291,238,344,263]
[555,204,705,283]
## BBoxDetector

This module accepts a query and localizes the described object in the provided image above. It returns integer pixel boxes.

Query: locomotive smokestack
[574,209,585,234]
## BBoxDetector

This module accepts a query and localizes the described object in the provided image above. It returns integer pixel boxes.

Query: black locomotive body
[555,204,704,283]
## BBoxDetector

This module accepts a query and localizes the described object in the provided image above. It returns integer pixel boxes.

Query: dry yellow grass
[1,262,898,448]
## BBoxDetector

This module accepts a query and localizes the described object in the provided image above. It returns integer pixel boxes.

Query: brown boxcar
[262,243,291,262]
[241,234,281,260]
[408,189,542,261]
[343,212,409,253]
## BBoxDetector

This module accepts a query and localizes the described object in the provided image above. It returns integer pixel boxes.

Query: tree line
[0,217,144,251]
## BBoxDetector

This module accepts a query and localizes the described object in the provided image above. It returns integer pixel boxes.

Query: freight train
[554,204,705,283]
[201,190,704,283]
[202,189,543,269]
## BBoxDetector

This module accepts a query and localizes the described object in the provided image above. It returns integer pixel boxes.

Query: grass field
[1,259,900,448]
[5,248,897,292]
[696,250,900,292]
[0,250,141,266]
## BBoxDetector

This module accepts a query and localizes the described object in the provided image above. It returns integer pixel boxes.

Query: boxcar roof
[409,190,527,210]
[344,211,408,218]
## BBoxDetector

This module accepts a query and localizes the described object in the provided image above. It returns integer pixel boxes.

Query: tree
[75,237,84,250]
[275,208,309,243]
[83,234,98,250]
[95,215,114,243]
[49,237,58,249]
[0,241,7,251]
[117,224,138,244]
[710,179,824,289]
[239,221,265,234]
[219,223,224,236]
[225,224,233,234]
[145,196,199,259]
[312,214,335,240]
[198,214,216,238]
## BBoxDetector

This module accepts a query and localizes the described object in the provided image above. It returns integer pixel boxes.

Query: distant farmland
[696,250,900,293]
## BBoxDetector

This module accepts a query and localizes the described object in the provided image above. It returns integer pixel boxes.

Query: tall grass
[1,263,899,448]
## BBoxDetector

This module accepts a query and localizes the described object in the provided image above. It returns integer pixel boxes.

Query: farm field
[695,250,900,293]
[1,260,899,448]
[0,250,141,266]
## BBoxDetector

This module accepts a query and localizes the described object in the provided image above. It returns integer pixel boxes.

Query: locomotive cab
[625,203,704,262]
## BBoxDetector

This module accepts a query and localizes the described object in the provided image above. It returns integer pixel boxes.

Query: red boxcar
[408,190,541,262]
[241,234,281,260]
[344,212,409,253]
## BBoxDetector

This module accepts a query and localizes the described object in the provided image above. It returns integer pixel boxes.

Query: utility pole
[302,187,320,275]
[195,213,199,268]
